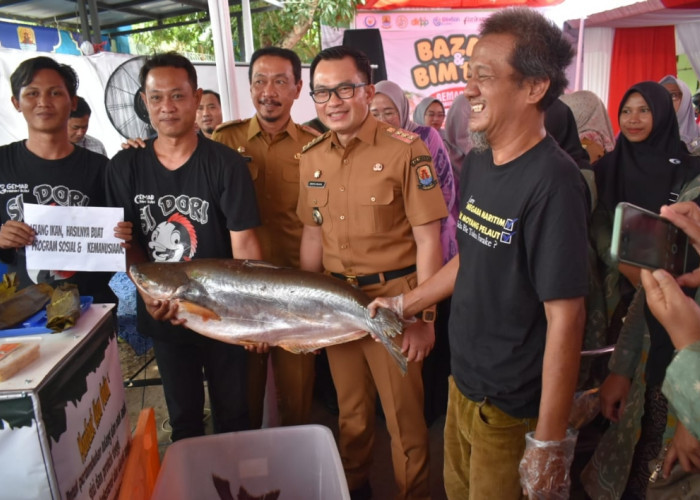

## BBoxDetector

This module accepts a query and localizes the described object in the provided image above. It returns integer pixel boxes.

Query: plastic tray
[0,296,93,338]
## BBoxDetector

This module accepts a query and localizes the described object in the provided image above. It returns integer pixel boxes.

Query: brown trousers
[327,273,430,500]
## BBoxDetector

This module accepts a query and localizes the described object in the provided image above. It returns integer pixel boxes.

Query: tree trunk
[280,0,320,49]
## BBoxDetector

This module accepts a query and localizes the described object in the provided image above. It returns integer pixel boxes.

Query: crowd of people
[1,5,700,500]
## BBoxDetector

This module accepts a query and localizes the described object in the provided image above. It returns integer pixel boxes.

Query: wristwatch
[417,305,437,323]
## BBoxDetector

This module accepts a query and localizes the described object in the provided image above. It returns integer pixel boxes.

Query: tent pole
[208,0,241,121]
[77,0,91,45]
[241,0,255,62]
[87,0,101,44]
[575,17,585,91]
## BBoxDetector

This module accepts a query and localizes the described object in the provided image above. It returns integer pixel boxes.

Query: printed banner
[355,10,492,110]
[45,331,130,500]
[24,204,126,273]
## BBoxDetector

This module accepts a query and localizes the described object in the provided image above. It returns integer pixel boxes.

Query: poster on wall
[354,10,492,111]
[0,21,82,54]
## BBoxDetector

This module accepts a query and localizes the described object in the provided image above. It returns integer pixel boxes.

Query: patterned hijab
[560,90,615,153]
[659,75,700,148]
[374,80,418,132]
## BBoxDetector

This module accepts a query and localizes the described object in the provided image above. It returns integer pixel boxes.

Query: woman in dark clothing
[583,81,700,499]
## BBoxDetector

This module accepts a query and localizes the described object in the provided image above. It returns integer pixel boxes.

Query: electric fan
[104,56,155,140]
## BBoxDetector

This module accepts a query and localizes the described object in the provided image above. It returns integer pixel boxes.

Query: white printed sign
[24,204,126,272]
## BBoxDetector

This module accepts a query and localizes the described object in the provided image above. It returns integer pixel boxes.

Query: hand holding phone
[611,202,690,276]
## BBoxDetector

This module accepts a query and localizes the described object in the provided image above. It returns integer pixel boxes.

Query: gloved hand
[519,428,578,499]
[367,294,406,320]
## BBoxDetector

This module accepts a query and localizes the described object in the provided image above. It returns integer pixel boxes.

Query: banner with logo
[355,10,492,111]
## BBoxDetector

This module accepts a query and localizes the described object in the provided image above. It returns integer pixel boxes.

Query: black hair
[138,52,197,91]
[309,46,372,90]
[201,89,221,104]
[249,47,302,84]
[10,56,78,100]
[70,96,91,118]
[480,7,574,110]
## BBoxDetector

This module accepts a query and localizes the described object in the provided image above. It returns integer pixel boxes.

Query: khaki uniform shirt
[213,116,317,268]
[296,115,448,275]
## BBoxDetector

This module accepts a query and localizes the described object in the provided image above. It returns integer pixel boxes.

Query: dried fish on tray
[0,282,53,330]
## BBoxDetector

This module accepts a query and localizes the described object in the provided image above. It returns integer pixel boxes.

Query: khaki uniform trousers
[326,273,430,500]
[248,348,315,428]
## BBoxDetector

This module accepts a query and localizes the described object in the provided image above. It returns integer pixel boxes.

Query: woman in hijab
[372,80,457,424]
[583,81,700,499]
[413,96,446,134]
[443,93,471,178]
[560,90,615,164]
[659,75,700,155]
[372,80,458,264]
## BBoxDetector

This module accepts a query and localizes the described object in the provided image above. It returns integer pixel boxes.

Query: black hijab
[596,81,699,212]
[545,98,590,171]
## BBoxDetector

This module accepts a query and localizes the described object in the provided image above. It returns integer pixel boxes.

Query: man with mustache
[212,47,318,429]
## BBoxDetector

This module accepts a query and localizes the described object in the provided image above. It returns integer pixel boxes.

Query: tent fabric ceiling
[573,0,700,27]
[0,0,279,34]
[0,0,210,32]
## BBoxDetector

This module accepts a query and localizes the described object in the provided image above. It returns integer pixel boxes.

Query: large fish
[129,259,407,373]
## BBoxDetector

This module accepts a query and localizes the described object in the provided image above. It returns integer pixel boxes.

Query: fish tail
[367,308,407,375]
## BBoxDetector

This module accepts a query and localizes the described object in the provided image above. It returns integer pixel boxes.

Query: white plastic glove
[519,428,578,499]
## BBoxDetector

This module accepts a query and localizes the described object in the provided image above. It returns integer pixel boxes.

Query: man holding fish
[298,46,447,500]
[212,47,318,430]
[105,53,262,441]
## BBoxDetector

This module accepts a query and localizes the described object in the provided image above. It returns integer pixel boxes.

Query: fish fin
[278,330,368,353]
[381,338,408,376]
[212,474,234,500]
[367,308,408,375]
[178,300,221,321]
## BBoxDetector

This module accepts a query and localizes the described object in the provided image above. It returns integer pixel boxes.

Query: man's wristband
[416,305,437,323]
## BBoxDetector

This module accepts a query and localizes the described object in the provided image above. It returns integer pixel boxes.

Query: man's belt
[330,265,416,287]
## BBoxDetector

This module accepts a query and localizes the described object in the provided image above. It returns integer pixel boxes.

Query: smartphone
[611,202,690,275]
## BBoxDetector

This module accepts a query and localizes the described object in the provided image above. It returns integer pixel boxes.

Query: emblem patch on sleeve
[416,163,437,190]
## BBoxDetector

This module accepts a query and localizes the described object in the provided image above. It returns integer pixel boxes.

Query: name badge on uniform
[308,181,326,188]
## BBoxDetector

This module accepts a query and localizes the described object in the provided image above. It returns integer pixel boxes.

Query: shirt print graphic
[5,184,91,285]
[458,195,518,248]
[5,184,91,222]
[137,193,208,262]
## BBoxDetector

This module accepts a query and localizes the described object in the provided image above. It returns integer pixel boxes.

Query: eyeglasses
[309,83,367,103]
[669,91,682,102]
[425,112,445,119]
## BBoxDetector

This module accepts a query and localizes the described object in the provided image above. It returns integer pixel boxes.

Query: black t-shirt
[105,136,260,341]
[0,141,116,303]
[449,136,589,418]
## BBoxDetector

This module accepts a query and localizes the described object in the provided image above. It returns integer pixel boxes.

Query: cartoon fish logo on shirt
[148,213,198,262]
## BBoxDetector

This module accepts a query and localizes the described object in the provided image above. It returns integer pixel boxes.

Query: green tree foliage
[129,0,363,62]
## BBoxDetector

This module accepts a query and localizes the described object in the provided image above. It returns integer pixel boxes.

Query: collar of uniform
[249,115,296,142]
[247,115,263,141]
[329,113,377,149]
